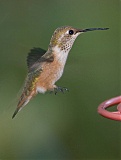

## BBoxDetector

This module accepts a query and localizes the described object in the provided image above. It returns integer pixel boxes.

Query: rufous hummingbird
[12,26,109,118]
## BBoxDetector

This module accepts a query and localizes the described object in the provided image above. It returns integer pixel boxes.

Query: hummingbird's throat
[58,36,77,53]
[59,42,72,52]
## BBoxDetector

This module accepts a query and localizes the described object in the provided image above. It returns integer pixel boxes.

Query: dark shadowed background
[0,0,120,159]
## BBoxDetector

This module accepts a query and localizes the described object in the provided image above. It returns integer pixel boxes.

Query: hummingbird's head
[48,26,109,53]
[49,26,82,52]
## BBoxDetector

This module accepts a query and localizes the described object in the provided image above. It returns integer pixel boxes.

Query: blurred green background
[0,0,120,159]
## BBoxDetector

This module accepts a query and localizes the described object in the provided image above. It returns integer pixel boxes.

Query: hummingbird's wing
[12,48,54,118]
[27,47,54,73]
[27,47,46,70]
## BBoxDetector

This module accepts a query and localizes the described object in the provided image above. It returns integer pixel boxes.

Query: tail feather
[12,108,20,119]
[12,99,30,119]
[12,90,36,119]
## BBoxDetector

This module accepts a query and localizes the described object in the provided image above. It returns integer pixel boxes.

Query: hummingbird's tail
[12,90,37,119]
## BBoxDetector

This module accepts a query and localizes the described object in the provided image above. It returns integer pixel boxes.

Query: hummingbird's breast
[36,47,69,91]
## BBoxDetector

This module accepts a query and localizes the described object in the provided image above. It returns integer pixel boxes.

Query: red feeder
[98,96,121,121]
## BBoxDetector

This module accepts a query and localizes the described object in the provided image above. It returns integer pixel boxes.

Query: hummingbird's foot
[53,86,69,95]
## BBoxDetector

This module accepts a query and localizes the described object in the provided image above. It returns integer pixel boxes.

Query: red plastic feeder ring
[98,96,121,121]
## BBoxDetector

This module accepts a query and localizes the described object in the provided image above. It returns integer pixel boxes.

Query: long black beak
[81,28,109,32]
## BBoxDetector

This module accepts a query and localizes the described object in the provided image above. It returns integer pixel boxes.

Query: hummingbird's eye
[69,30,74,35]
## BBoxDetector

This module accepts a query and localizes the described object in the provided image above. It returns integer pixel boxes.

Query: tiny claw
[63,87,69,92]
[58,87,64,93]
[49,86,69,95]
[55,86,69,94]
[55,91,57,95]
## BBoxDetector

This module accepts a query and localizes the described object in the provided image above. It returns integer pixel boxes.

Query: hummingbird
[12,26,109,118]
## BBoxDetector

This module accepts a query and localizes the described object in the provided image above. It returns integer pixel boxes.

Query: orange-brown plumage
[36,53,64,91]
